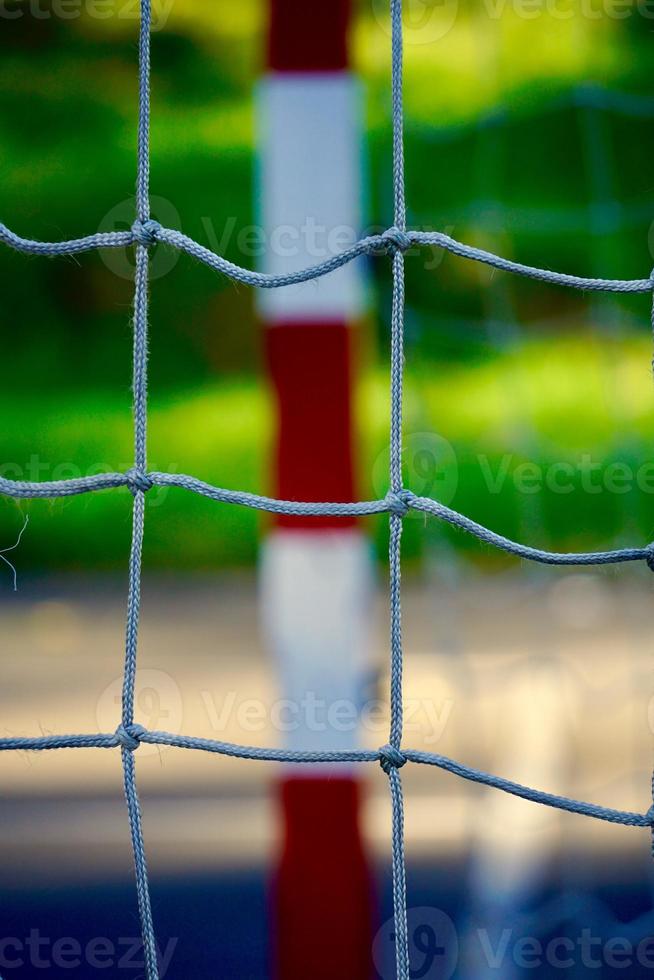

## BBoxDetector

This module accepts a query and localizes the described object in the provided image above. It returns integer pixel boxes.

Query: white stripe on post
[257,74,366,322]
[260,531,374,758]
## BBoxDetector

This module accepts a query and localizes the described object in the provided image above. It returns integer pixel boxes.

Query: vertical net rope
[2,2,654,977]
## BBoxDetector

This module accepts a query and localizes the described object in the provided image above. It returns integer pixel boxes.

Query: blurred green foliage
[3,333,654,571]
[1,0,653,571]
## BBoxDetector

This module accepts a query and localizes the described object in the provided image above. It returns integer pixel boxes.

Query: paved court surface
[2,566,653,885]
[2,568,654,977]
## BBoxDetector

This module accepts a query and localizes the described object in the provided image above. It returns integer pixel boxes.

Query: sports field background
[1,0,653,570]
[2,4,654,977]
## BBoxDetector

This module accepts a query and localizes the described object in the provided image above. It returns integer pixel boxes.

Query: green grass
[2,332,653,572]
[2,4,654,573]
[1,3,653,394]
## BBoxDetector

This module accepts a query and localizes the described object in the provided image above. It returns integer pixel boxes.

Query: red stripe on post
[265,322,358,530]
[267,0,352,72]
[272,777,375,980]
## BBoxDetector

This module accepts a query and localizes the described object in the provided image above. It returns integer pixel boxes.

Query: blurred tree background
[1,0,653,572]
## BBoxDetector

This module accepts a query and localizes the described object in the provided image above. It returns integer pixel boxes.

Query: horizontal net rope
[0,472,131,497]
[0,727,651,829]
[1,473,653,568]
[2,1,654,978]
[2,220,653,294]
[0,223,135,255]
